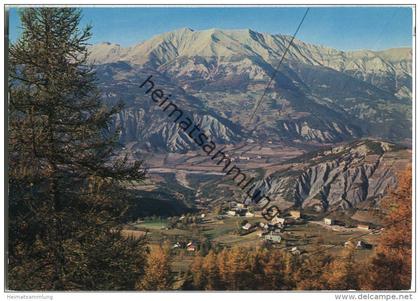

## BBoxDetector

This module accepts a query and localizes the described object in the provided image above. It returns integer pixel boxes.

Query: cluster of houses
[262,229,283,243]
[166,214,206,230]
[323,217,372,231]
[237,213,290,238]
[228,155,262,162]
[219,147,263,163]
[226,202,303,222]
[178,214,205,222]
[172,241,198,252]
[227,202,255,217]
[257,210,303,243]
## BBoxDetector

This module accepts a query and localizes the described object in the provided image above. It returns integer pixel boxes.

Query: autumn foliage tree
[8,8,147,290]
[323,248,359,290]
[293,251,331,290]
[363,165,412,290]
[136,244,172,290]
[185,246,305,290]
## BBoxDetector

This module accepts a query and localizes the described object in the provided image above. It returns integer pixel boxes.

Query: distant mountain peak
[178,27,194,32]
[87,27,412,87]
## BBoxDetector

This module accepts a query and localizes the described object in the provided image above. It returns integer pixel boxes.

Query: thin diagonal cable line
[248,8,310,124]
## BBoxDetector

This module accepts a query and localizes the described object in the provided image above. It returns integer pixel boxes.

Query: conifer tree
[8,8,147,290]
[190,254,205,289]
[363,165,412,290]
[323,248,359,290]
[136,245,172,290]
[261,249,285,290]
[294,252,331,290]
[201,250,220,290]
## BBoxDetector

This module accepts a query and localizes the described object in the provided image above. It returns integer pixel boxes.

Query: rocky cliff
[214,140,411,211]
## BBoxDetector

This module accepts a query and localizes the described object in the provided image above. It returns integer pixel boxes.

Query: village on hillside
[123,199,380,272]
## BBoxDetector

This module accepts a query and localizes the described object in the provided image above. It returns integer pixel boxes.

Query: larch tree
[215,248,230,290]
[190,254,205,289]
[8,8,147,290]
[136,244,172,290]
[323,248,359,290]
[363,165,412,290]
[294,252,331,290]
[260,249,286,290]
[201,250,220,290]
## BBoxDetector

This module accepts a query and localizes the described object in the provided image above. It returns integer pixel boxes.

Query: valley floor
[121,139,409,278]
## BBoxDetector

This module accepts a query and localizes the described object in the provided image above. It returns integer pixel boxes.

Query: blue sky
[8,6,413,51]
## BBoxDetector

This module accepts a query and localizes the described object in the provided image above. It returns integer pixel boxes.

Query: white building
[245,212,255,217]
[270,216,285,226]
[227,210,237,216]
[324,218,335,225]
[264,232,282,243]
[242,223,253,231]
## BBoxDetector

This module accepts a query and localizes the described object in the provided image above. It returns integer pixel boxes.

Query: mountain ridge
[89,28,412,213]
[91,27,412,152]
[89,27,411,102]
[88,28,411,71]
